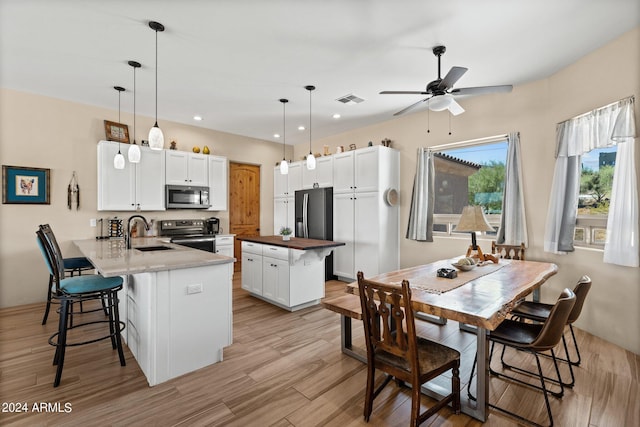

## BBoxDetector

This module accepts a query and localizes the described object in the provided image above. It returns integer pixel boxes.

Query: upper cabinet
[333,146,387,194]
[274,161,302,198]
[302,156,333,189]
[207,155,228,211]
[165,151,208,186]
[97,141,165,211]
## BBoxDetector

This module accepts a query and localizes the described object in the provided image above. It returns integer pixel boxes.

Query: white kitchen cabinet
[97,140,165,211]
[273,197,295,235]
[208,155,228,211]
[165,150,208,186]
[262,256,289,306]
[274,162,302,197]
[215,234,235,258]
[241,242,263,294]
[302,155,333,189]
[332,145,400,281]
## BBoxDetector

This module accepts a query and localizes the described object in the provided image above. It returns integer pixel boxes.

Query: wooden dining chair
[468,288,576,427]
[357,271,460,426]
[491,241,526,260]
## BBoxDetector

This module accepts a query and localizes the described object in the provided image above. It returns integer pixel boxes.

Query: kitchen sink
[135,245,174,252]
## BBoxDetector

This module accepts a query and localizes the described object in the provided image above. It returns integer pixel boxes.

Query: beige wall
[0,89,289,308]
[294,27,640,355]
[1,28,638,354]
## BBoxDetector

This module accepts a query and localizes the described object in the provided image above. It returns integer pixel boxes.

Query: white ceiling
[1,1,638,145]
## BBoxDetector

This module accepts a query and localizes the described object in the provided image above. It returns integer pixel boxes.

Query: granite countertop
[237,235,345,250]
[73,237,234,278]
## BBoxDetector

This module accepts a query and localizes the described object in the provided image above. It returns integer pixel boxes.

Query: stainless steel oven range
[159,219,216,253]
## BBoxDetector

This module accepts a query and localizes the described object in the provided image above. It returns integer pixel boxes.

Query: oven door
[171,237,216,253]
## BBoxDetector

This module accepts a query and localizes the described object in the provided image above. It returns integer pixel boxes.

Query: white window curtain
[406,147,434,241]
[544,96,638,266]
[497,132,528,247]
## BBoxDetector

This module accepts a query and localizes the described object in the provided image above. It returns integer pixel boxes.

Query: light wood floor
[1,275,638,426]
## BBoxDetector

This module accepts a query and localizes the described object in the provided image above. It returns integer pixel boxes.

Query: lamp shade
[114,151,125,169]
[148,124,164,150]
[280,159,289,175]
[128,144,141,162]
[428,94,453,112]
[455,205,493,232]
[306,153,316,170]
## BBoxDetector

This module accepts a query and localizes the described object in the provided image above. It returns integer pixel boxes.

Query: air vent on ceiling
[336,93,365,104]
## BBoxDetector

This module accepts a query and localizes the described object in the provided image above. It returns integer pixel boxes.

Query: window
[432,138,508,236]
[575,146,617,248]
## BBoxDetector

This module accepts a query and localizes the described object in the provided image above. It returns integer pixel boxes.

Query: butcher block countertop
[237,236,345,251]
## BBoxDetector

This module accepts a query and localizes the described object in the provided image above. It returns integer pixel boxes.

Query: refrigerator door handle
[303,193,309,238]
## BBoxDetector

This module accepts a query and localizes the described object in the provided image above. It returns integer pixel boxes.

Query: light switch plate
[187,283,203,295]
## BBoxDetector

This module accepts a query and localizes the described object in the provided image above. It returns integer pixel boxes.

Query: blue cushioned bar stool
[41,224,95,325]
[36,225,126,387]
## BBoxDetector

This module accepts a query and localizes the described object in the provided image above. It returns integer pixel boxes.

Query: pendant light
[279,98,289,175]
[148,21,165,150]
[113,86,126,170]
[128,60,142,163]
[305,85,316,170]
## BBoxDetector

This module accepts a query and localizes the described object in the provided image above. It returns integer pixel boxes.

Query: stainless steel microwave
[165,185,210,209]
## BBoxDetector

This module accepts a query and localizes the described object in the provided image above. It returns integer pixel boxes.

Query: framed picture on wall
[2,165,51,204]
[104,120,130,143]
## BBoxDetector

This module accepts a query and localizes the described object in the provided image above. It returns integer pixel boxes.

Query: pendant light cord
[283,101,286,159]
[154,28,158,125]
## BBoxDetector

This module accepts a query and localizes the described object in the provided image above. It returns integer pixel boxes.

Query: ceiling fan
[380,45,513,116]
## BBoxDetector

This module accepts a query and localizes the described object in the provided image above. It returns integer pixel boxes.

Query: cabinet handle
[248,258,253,262]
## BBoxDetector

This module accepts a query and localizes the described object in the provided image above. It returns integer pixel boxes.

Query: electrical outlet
[90,218,97,227]
[187,284,203,295]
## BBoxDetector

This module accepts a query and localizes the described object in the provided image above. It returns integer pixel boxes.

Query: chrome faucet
[126,215,151,249]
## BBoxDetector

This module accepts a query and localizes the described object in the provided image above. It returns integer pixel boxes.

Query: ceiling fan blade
[380,90,428,95]
[447,99,465,116]
[450,85,513,96]
[393,98,430,116]
[437,66,468,90]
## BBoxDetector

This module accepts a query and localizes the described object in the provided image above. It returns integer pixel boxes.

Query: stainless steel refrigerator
[295,187,334,280]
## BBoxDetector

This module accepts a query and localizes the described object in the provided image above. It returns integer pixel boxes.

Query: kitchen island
[237,236,344,311]
[73,237,234,386]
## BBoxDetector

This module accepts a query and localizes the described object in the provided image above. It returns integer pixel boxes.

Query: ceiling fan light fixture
[148,21,165,150]
[279,98,289,175]
[305,85,316,171]
[428,94,453,111]
[128,60,142,163]
[113,85,126,170]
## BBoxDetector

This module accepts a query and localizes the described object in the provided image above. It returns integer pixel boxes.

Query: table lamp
[454,205,498,263]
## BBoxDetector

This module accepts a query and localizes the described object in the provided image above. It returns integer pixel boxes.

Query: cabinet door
[241,252,262,294]
[355,147,379,193]
[354,192,380,277]
[188,154,208,186]
[332,193,355,279]
[273,197,289,235]
[272,257,290,306]
[208,156,228,210]
[301,162,316,189]
[135,147,166,211]
[316,156,334,188]
[333,151,354,194]
[165,151,190,185]
[274,166,288,197]
[287,162,302,194]
[97,141,135,211]
[262,257,277,301]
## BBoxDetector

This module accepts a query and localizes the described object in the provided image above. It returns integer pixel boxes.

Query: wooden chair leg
[410,380,421,427]
[363,364,375,421]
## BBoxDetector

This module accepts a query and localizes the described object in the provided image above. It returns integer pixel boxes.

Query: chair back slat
[36,231,55,277]
[531,288,576,350]
[358,272,417,363]
[38,225,66,292]
[568,276,591,324]
[492,241,526,260]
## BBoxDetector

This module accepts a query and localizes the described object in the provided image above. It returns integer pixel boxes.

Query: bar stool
[41,224,95,325]
[37,225,126,387]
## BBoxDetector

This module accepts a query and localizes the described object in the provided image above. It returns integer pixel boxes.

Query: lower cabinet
[215,234,235,258]
[240,241,325,311]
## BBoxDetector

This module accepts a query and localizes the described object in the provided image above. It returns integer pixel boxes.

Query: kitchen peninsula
[73,237,234,386]
[238,236,344,311]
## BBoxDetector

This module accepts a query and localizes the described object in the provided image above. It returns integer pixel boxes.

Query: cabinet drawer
[262,244,289,261]
[242,241,263,255]
[216,235,234,246]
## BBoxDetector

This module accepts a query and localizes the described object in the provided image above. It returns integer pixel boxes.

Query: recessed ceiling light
[274,133,280,138]
[298,125,305,131]
[332,113,341,119]
[193,115,203,121]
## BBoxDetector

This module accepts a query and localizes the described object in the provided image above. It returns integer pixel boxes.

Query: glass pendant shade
[114,151,125,169]
[306,153,316,170]
[429,94,453,111]
[149,123,164,150]
[128,144,141,162]
[280,159,289,175]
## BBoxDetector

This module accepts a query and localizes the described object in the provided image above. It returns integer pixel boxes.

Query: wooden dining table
[343,257,558,422]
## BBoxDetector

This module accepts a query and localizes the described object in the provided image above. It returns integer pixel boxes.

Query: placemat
[398,261,507,295]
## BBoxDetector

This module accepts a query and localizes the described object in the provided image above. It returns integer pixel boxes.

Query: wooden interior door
[229,162,261,272]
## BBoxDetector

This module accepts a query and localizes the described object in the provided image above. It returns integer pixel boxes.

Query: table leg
[474,326,489,422]
[340,315,367,363]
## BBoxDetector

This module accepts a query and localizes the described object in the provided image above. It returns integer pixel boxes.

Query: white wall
[0,89,289,308]
[294,27,640,355]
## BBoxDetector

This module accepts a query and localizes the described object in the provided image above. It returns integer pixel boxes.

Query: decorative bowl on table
[451,257,477,271]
